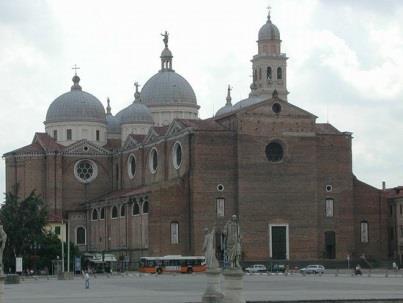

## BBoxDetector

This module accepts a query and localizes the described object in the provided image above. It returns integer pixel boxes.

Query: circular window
[148,148,158,174]
[172,142,182,169]
[272,103,281,114]
[326,185,333,192]
[74,159,98,183]
[128,154,136,179]
[265,142,284,162]
[217,184,225,192]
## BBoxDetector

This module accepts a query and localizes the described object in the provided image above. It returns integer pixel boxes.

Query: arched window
[132,202,140,216]
[172,142,182,169]
[267,66,272,80]
[265,142,284,162]
[149,148,158,174]
[170,222,179,244]
[277,67,282,80]
[76,227,86,245]
[128,154,136,179]
[100,207,105,220]
[120,205,126,217]
[360,221,369,243]
[111,206,118,218]
[143,201,149,214]
[92,209,98,220]
[325,199,334,217]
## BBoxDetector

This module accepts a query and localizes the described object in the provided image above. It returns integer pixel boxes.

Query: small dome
[216,104,233,116]
[161,47,172,58]
[141,71,197,106]
[106,114,121,134]
[258,15,280,41]
[46,76,106,124]
[116,102,154,125]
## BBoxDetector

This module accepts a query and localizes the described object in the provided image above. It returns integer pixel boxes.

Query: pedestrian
[355,264,362,276]
[84,271,90,289]
[392,261,398,272]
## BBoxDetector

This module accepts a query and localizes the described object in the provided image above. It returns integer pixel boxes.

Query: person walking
[84,271,90,289]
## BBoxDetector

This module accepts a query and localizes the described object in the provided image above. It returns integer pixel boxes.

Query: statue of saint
[202,227,219,269]
[223,215,241,269]
[0,225,7,275]
[161,31,169,48]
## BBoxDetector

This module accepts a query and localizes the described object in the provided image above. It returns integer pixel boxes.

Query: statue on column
[223,215,241,269]
[202,227,219,270]
[0,225,7,275]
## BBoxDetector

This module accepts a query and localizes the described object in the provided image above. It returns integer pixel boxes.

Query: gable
[63,139,111,156]
[240,98,317,121]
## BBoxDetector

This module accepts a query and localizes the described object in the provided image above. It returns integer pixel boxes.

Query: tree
[0,191,47,272]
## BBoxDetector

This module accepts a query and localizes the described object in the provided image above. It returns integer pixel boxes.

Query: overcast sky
[1,0,402,196]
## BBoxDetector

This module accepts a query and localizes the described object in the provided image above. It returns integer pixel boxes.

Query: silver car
[300,264,325,274]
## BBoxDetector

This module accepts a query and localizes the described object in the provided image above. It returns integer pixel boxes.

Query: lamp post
[61,220,64,273]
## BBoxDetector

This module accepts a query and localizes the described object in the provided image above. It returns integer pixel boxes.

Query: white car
[300,264,325,274]
[245,264,267,273]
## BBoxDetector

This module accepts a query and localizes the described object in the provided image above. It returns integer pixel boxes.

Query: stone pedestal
[222,269,245,303]
[202,268,224,303]
[0,275,4,303]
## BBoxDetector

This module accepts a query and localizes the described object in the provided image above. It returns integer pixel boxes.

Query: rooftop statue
[161,31,169,48]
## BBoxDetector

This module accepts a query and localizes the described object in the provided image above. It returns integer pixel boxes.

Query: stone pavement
[4,272,403,303]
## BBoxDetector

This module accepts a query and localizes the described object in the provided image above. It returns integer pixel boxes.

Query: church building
[4,11,391,264]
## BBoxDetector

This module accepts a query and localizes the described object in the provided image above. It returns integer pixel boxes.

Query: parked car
[245,264,267,273]
[270,264,286,273]
[300,265,325,274]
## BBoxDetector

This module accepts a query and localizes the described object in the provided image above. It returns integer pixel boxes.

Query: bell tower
[250,9,288,100]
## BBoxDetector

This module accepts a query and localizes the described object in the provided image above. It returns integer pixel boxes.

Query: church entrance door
[325,231,336,259]
[269,224,288,260]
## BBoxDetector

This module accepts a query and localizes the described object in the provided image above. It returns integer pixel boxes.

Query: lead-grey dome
[116,102,154,125]
[106,114,121,134]
[141,71,197,106]
[45,75,106,124]
[258,15,280,41]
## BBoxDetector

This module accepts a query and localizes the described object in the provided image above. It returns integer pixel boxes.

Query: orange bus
[139,255,206,274]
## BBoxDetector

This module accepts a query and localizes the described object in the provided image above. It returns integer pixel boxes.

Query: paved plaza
[4,271,403,303]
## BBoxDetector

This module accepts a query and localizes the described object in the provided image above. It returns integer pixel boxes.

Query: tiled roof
[34,132,64,152]
[178,118,227,131]
[128,134,146,143]
[385,186,403,199]
[153,126,169,136]
[316,123,341,134]
[92,187,150,202]
[3,143,45,156]
[104,138,121,150]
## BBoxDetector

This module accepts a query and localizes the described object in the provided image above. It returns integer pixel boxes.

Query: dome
[116,102,154,125]
[141,71,197,106]
[45,75,106,124]
[106,114,121,134]
[161,47,172,57]
[216,104,233,116]
[258,15,280,41]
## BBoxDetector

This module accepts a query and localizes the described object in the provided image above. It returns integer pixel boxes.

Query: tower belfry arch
[250,9,289,100]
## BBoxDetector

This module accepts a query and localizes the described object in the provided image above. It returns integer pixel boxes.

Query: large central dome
[141,71,197,106]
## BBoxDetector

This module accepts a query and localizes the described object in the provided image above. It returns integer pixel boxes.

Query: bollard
[335,269,339,277]
[385,269,389,278]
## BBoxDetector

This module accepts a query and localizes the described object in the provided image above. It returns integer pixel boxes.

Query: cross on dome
[72,64,80,76]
